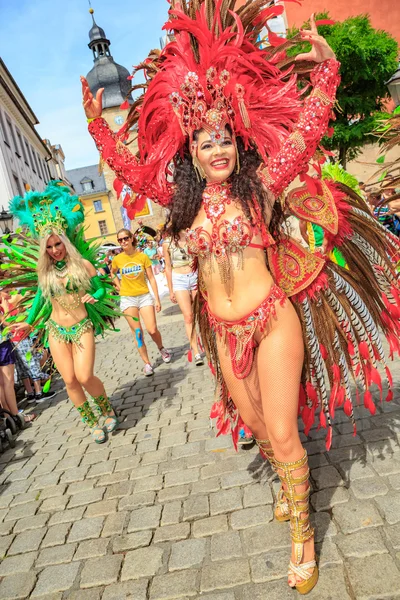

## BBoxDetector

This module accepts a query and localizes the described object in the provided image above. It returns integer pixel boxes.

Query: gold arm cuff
[289,130,306,153]
[312,88,333,106]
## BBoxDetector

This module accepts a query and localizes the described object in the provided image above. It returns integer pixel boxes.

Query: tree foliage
[287,13,398,166]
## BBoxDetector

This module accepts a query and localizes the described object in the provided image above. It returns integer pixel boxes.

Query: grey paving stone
[39,495,69,512]
[150,570,198,599]
[164,468,200,487]
[316,538,343,567]
[311,465,344,489]
[7,491,37,506]
[85,498,118,518]
[134,475,164,492]
[310,486,350,511]
[211,531,243,562]
[102,511,127,537]
[7,527,46,555]
[119,491,156,511]
[13,512,50,534]
[169,538,207,571]
[68,517,104,543]
[36,543,76,568]
[201,558,251,592]
[121,546,164,581]
[161,501,182,525]
[171,441,201,459]
[351,477,389,499]
[102,579,149,600]
[41,523,70,548]
[376,492,400,525]
[112,530,153,553]
[48,506,85,526]
[0,551,36,576]
[385,522,400,550]
[242,483,273,508]
[80,554,123,588]
[68,480,95,495]
[347,554,400,600]
[127,505,162,532]
[4,500,39,521]
[230,505,273,530]
[74,538,109,560]
[0,533,15,556]
[312,511,338,542]
[191,477,221,495]
[68,590,102,600]
[0,572,36,600]
[68,487,105,509]
[250,549,288,582]
[31,561,81,596]
[210,488,242,515]
[158,485,190,502]
[153,522,190,543]
[333,500,383,534]
[193,515,229,538]
[242,522,290,555]
[183,495,209,521]
[104,481,133,500]
[336,529,388,558]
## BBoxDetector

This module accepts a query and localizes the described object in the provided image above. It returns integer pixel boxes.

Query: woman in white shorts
[163,231,203,366]
[111,229,171,376]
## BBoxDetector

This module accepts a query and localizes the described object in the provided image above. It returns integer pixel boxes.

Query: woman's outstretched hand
[295,14,336,63]
[80,76,104,120]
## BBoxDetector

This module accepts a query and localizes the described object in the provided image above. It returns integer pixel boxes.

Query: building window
[24,141,30,166]
[12,173,23,196]
[30,145,36,173]
[93,199,103,212]
[6,118,18,154]
[98,220,108,235]
[82,180,94,192]
[0,113,10,146]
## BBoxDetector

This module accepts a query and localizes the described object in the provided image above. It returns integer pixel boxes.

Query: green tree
[287,13,398,167]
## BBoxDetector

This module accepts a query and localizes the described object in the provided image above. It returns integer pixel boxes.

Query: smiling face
[46,234,66,262]
[194,128,236,183]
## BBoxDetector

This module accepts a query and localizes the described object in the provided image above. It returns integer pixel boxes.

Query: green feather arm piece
[89,275,106,301]
[26,288,45,325]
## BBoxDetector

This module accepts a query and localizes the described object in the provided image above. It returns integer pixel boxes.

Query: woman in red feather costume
[81,1,400,593]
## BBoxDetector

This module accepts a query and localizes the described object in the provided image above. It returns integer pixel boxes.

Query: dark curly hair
[165,135,284,242]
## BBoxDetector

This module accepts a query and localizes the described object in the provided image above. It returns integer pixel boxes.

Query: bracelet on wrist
[87,116,100,124]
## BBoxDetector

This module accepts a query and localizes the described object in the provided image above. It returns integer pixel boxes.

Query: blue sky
[0,0,168,170]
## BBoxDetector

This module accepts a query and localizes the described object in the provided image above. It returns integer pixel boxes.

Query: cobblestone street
[0,299,400,599]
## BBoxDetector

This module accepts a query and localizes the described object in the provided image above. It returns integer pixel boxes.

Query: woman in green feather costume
[1,181,120,444]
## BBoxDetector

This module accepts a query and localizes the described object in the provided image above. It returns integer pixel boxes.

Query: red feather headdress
[119,0,308,206]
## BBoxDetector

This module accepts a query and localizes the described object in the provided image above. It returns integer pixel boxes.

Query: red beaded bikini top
[185,181,274,260]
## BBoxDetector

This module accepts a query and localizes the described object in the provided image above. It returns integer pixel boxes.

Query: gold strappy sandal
[256,439,290,522]
[274,450,318,595]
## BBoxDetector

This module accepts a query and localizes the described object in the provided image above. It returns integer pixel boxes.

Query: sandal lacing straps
[76,400,106,444]
[92,394,119,433]
[255,438,290,522]
[274,450,318,595]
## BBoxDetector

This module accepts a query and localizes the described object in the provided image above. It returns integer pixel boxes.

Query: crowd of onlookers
[360,182,400,236]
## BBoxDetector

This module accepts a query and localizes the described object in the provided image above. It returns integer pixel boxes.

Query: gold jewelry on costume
[55,293,81,312]
[311,88,332,106]
[255,439,290,522]
[192,155,206,181]
[273,450,318,594]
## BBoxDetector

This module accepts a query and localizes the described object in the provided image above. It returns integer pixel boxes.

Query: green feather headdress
[9,180,84,239]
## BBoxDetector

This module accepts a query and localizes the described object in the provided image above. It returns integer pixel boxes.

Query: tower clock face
[114,115,124,126]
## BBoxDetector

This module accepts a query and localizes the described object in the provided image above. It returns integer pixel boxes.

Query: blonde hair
[38,230,91,299]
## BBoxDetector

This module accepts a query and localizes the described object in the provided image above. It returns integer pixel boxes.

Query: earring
[235,145,241,174]
[192,155,206,181]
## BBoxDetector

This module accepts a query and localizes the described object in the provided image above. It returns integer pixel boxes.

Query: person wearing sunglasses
[111,229,171,376]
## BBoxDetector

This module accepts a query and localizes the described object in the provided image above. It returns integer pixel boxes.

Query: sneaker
[144,363,154,377]
[237,427,255,446]
[194,353,204,366]
[34,390,56,403]
[160,347,171,363]
[26,393,36,404]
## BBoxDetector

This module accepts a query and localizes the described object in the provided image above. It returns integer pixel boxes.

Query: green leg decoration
[91,394,119,434]
[76,400,106,444]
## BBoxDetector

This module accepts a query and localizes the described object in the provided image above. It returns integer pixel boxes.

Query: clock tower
[85,9,164,233]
